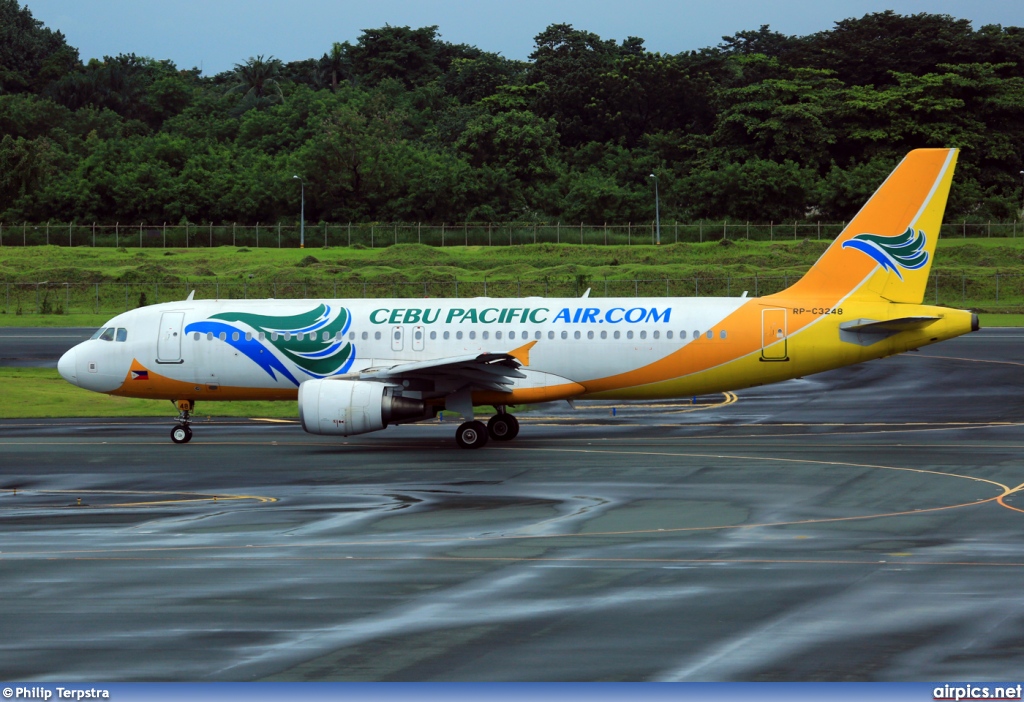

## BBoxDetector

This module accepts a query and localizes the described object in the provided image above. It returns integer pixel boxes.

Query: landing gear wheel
[171,425,192,444]
[456,420,489,449]
[487,413,519,441]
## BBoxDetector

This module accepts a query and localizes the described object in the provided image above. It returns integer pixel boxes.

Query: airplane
[58,148,978,448]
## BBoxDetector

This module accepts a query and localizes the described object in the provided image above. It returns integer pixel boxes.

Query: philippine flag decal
[131,370,149,381]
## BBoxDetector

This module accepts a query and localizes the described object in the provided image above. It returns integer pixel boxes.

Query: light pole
[292,175,305,249]
[649,173,660,245]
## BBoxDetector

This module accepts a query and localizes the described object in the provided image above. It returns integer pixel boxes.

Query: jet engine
[298,379,427,436]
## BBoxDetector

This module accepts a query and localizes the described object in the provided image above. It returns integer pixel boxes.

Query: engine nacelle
[298,379,427,436]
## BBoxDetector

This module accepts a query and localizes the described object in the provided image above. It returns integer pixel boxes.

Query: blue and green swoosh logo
[185,305,354,385]
[841,227,929,280]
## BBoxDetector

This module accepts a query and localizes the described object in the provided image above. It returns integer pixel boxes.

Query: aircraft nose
[58,346,78,385]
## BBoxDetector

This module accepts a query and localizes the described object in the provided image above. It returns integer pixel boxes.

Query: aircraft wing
[357,352,526,392]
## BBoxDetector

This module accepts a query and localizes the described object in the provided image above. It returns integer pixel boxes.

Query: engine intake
[298,379,427,436]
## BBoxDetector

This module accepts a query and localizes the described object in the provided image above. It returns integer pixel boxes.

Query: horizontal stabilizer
[840,316,940,334]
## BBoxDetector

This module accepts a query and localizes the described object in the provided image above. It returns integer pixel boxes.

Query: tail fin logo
[841,227,929,280]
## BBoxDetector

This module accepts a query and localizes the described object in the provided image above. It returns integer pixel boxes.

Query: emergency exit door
[761,308,788,361]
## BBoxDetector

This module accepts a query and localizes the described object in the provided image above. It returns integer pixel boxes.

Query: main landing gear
[170,399,194,444]
[455,406,520,449]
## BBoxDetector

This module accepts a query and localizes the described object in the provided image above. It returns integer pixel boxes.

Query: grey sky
[23,0,1024,76]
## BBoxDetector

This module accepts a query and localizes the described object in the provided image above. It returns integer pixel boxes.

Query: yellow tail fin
[786,148,958,304]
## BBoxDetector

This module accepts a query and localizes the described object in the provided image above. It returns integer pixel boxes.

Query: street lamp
[649,173,660,245]
[292,175,305,249]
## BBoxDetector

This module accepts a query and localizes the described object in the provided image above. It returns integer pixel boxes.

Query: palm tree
[226,55,284,114]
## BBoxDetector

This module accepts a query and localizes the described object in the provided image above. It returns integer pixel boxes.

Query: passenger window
[374,331,381,340]
[260,332,265,341]
[561,331,568,340]
[429,331,436,340]
[322,331,329,341]
[573,331,580,340]
[456,331,463,340]
[245,332,252,341]
[99,327,115,342]
[469,331,476,340]
[444,331,450,340]
[614,331,620,339]
[232,332,239,341]
[720,330,727,339]
[116,328,127,342]
[535,331,542,340]
[415,330,422,340]
[508,331,515,340]
[207,332,213,341]
[219,332,226,341]
[666,331,673,339]
[627,330,634,340]
[639,331,647,340]
[284,332,292,341]
[496,331,502,340]
[272,332,279,341]
[548,331,555,339]
[482,331,489,340]
[587,331,594,340]
[707,330,713,339]
[693,330,699,339]
[193,332,200,341]
[653,330,660,340]
[680,331,686,339]
[348,332,355,340]
[394,330,400,340]
[600,330,607,339]
[361,331,368,340]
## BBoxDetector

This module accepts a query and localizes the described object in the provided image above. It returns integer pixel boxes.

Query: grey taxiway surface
[2,328,1024,681]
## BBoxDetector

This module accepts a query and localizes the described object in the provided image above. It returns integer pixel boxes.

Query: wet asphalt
[1,328,1024,680]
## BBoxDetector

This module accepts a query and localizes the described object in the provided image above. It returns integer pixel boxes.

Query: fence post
[394,222,397,246]
[755,274,758,297]
[935,274,939,304]
[256,222,259,248]
[996,273,1000,302]
[371,225,375,248]
[92,222,95,247]
[770,221,773,241]
[627,222,630,245]
[69,222,72,247]
[233,222,236,246]
[278,222,281,247]
[580,222,583,245]
[46,220,49,245]
[186,223,189,249]
[115,222,119,248]
[465,222,468,246]
[163,222,166,248]
[418,222,421,244]
[95,283,98,312]
[962,273,966,304]
[557,221,560,244]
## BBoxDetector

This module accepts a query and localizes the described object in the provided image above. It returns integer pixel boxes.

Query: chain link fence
[4,273,1020,317]
[2,220,1024,248]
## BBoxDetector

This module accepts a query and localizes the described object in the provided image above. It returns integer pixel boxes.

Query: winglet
[508,340,538,366]
[186,290,195,301]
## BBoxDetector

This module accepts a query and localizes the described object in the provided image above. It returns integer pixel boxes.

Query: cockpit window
[115,328,127,342]
[99,327,115,342]
[90,328,104,340]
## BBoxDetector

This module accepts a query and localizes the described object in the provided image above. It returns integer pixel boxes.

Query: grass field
[0,367,297,419]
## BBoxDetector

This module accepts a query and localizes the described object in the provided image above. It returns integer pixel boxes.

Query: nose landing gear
[170,399,194,444]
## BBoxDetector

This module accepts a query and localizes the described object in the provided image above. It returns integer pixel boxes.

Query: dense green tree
[226,55,284,114]
[1,2,1023,224]
[0,0,78,94]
